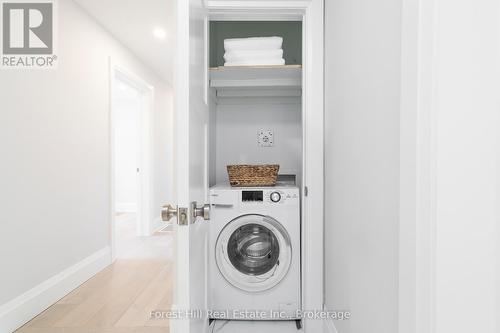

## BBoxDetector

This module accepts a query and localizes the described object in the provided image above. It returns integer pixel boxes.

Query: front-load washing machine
[208,184,301,320]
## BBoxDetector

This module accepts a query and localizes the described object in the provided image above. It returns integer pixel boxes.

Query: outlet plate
[258,130,274,147]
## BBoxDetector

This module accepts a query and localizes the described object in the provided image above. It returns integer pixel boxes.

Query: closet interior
[207,20,304,188]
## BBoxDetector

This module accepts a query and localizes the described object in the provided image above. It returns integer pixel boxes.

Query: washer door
[216,214,292,292]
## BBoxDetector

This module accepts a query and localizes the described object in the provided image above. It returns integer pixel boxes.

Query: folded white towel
[224,49,284,63]
[224,37,283,51]
[224,58,286,67]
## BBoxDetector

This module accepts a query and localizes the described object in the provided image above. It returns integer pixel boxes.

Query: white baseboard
[116,202,137,213]
[0,247,112,333]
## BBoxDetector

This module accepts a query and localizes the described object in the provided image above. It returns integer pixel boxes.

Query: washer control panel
[239,189,299,205]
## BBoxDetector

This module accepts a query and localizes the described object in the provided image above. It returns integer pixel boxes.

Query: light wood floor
[16,214,173,333]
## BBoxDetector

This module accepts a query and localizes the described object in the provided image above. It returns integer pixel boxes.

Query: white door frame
[399,0,438,332]
[206,1,324,332]
[109,59,155,261]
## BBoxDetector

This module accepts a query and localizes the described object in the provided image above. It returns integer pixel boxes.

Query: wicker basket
[227,164,280,187]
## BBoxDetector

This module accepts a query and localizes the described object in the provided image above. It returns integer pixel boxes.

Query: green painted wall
[209,21,302,67]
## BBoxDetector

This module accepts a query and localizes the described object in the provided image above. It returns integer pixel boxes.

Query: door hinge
[304,186,308,197]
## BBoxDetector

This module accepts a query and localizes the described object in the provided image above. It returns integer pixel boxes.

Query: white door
[162,0,209,333]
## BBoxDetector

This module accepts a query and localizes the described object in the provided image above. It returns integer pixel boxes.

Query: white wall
[0,0,173,329]
[324,0,401,332]
[114,80,140,212]
[430,0,500,332]
[213,102,302,185]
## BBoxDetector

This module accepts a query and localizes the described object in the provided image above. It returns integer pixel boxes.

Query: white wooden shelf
[209,65,302,101]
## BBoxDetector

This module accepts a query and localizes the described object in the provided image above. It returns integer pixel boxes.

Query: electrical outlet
[258,130,274,147]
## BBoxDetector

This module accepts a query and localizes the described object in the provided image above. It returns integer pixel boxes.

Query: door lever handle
[191,202,210,222]
[162,204,188,225]
[161,204,178,222]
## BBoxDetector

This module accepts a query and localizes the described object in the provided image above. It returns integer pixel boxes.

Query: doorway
[111,64,155,260]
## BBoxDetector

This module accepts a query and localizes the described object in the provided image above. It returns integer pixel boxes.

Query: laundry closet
[205,17,307,332]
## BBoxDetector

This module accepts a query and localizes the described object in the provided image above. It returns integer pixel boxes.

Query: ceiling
[74,0,175,83]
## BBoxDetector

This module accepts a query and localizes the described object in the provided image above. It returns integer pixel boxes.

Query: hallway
[15,215,173,333]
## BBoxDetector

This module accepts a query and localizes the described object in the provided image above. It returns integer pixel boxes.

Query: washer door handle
[211,204,233,208]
